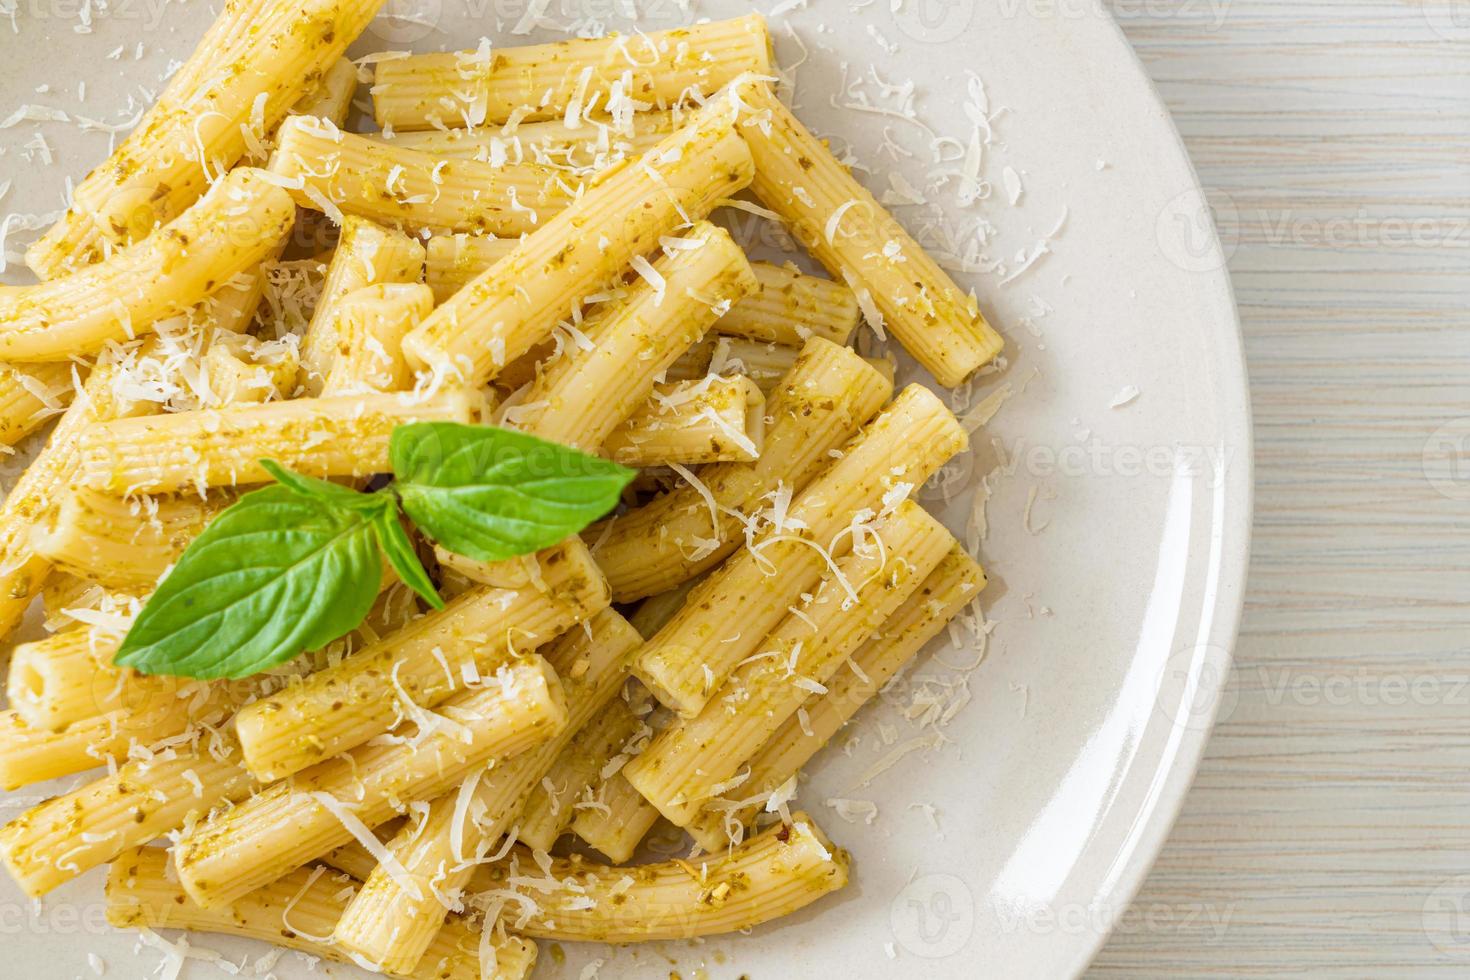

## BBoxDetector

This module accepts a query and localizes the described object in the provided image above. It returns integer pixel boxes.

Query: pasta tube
[587,338,892,601]
[624,500,954,824]
[0,587,414,790]
[0,362,74,447]
[734,81,1004,387]
[566,595,683,861]
[401,105,754,386]
[321,283,435,394]
[107,848,537,980]
[716,262,860,346]
[372,14,772,130]
[7,623,137,731]
[0,358,162,642]
[568,771,662,865]
[378,112,676,170]
[602,375,766,466]
[0,688,238,791]
[330,610,640,974]
[77,387,476,495]
[517,695,642,852]
[25,0,381,279]
[471,815,846,942]
[432,537,585,592]
[322,820,406,881]
[0,741,255,896]
[235,541,607,781]
[34,489,232,592]
[629,580,702,639]
[425,239,853,348]
[299,216,426,394]
[1,583,424,790]
[199,257,277,335]
[632,384,966,716]
[175,657,567,908]
[688,546,986,849]
[38,574,100,628]
[711,336,800,392]
[201,344,297,404]
[661,337,718,382]
[0,168,295,361]
[271,115,568,237]
[290,56,360,128]
[511,223,757,450]
[423,235,517,303]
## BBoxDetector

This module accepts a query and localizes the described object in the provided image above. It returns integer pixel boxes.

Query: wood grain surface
[1091,2,1470,976]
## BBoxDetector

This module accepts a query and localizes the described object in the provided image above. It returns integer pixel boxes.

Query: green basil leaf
[372,508,444,610]
[391,422,635,562]
[260,458,389,513]
[113,485,384,679]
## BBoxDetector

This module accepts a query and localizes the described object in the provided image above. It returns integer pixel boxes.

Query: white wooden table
[1092,2,1470,975]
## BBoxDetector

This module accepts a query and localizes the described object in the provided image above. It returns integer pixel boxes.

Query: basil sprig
[114,423,634,679]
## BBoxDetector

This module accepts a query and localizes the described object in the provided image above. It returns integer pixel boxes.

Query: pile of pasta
[0,6,1003,978]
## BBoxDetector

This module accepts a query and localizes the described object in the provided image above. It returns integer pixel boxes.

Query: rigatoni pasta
[299,215,426,394]
[717,261,862,345]
[710,335,800,391]
[0,362,74,447]
[0,740,256,896]
[235,541,608,780]
[688,545,986,849]
[372,14,772,130]
[321,283,435,394]
[602,375,766,466]
[290,56,360,128]
[33,490,232,591]
[24,0,381,278]
[108,847,538,980]
[175,657,567,908]
[7,623,138,731]
[507,222,757,449]
[586,337,892,601]
[0,687,239,791]
[424,238,858,346]
[330,610,641,974]
[735,80,1005,387]
[271,115,571,237]
[0,168,295,361]
[569,770,665,864]
[377,111,676,167]
[632,384,967,716]
[0,358,161,641]
[471,815,847,942]
[77,387,477,494]
[401,105,754,385]
[517,694,643,852]
[0,10,1006,974]
[623,500,955,824]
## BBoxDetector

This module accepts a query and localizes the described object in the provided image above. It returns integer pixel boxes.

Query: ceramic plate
[0,0,1250,976]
